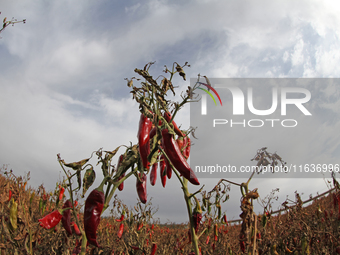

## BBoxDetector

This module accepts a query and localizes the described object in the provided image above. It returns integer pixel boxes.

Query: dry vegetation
[1,165,340,255]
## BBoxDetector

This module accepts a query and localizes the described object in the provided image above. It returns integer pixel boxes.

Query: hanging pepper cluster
[126,61,202,205]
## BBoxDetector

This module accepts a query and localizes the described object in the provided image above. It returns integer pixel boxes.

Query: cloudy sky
[1,0,340,223]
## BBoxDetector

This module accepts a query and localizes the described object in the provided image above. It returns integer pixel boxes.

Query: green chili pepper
[217,203,222,220]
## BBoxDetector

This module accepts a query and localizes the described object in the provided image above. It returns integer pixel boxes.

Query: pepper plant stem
[182,178,200,255]
[103,167,137,212]
[58,156,87,254]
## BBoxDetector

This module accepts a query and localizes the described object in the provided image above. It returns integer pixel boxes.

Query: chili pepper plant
[54,61,212,254]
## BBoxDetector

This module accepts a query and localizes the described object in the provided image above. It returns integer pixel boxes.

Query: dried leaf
[9,199,18,230]
[76,170,81,190]
[82,166,96,197]
[63,158,90,170]
[176,64,186,81]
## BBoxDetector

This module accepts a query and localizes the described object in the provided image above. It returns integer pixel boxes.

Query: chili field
[1,168,340,254]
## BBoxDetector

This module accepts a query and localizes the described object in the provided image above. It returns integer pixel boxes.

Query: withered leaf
[176,64,186,81]
[63,158,90,170]
[76,170,81,190]
[82,166,96,197]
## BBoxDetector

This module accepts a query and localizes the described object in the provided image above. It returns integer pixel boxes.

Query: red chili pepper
[206,235,210,244]
[137,113,153,170]
[183,136,191,159]
[131,246,140,250]
[149,126,156,139]
[150,243,157,255]
[39,210,63,229]
[150,161,157,186]
[163,112,183,137]
[59,187,65,201]
[256,232,261,240]
[71,221,82,236]
[176,136,184,153]
[240,241,246,252]
[84,182,105,247]
[116,213,125,222]
[165,156,172,179]
[117,223,124,238]
[192,196,202,234]
[161,129,199,185]
[137,222,143,231]
[336,246,340,254]
[223,214,228,226]
[193,212,202,234]
[117,155,125,191]
[159,154,167,187]
[61,200,72,236]
[136,173,147,204]
[8,190,12,202]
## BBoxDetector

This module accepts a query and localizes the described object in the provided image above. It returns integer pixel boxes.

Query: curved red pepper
[159,154,167,187]
[61,200,72,236]
[137,114,153,169]
[161,129,199,185]
[116,213,125,222]
[163,112,183,137]
[150,161,157,186]
[39,210,62,229]
[136,173,147,204]
[84,184,105,247]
